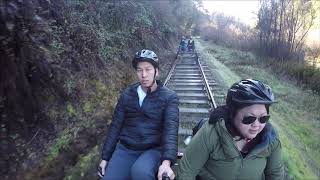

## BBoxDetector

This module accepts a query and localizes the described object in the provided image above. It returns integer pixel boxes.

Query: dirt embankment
[1,1,191,179]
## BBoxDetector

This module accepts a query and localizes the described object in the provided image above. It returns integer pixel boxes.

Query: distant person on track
[176,79,284,180]
[98,49,179,180]
[187,39,195,52]
[179,36,186,53]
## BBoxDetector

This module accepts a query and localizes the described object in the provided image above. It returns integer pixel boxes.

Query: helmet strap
[147,68,157,94]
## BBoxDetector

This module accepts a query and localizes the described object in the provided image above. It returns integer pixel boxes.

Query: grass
[196,39,320,179]
[64,145,101,180]
[279,128,316,179]
[45,128,74,163]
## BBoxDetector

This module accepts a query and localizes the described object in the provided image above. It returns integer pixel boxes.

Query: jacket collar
[129,80,163,94]
[211,106,277,157]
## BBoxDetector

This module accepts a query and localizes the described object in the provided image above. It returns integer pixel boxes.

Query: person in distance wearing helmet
[176,79,284,180]
[98,49,179,180]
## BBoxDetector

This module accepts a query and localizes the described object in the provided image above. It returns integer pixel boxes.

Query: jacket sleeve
[176,122,213,180]
[264,139,284,180]
[161,92,179,164]
[101,93,125,161]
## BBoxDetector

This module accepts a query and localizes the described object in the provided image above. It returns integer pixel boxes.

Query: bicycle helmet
[226,79,276,107]
[132,49,159,69]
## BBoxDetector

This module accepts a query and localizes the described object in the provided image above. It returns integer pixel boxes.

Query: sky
[202,0,319,44]
[202,0,260,25]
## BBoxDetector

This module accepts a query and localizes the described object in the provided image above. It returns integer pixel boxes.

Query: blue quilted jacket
[101,81,179,163]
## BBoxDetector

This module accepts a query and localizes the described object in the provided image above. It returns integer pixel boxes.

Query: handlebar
[97,166,103,178]
[162,172,170,180]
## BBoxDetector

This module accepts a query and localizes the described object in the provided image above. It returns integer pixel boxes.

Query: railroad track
[164,51,225,153]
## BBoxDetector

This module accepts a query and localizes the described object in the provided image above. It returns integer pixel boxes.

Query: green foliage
[206,39,320,94]
[45,129,73,162]
[7,0,195,179]
[82,101,93,114]
[48,107,59,121]
[291,65,320,93]
[66,102,77,118]
[160,23,174,35]
[100,46,121,61]
[63,79,77,96]
[64,145,100,180]
[50,39,65,56]
[49,25,66,56]
[134,4,153,28]
[93,80,119,113]
[264,59,320,94]
[80,79,119,122]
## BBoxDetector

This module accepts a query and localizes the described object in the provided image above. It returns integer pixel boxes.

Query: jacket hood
[209,105,230,124]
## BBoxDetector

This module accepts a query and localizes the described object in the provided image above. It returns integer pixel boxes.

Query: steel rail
[195,52,217,109]
[164,51,179,86]
[164,48,217,109]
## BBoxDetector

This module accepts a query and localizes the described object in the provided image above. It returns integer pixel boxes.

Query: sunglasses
[242,115,270,125]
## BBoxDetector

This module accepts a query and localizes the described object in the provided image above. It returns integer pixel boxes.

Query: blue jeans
[103,143,161,180]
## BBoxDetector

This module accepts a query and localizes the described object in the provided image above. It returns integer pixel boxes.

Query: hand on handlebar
[162,172,171,180]
[157,160,175,180]
[98,160,108,177]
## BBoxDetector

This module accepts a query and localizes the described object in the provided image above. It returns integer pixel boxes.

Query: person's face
[233,104,268,140]
[136,61,158,89]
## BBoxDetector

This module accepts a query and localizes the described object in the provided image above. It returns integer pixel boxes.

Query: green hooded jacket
[176,107,284,180]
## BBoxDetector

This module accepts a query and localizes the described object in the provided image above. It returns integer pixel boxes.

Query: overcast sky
[202,0,260,25]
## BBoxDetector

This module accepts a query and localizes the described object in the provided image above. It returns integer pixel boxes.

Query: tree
[257,0,316,61]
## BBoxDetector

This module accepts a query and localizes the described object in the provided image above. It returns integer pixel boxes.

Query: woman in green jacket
[176,79,284,180]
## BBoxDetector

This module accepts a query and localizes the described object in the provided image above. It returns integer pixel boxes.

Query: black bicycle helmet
[132,49,159,69]
[226,79,276,107]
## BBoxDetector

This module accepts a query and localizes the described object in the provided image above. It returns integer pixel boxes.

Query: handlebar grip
[97,166,103,178]
[162,172,170,180]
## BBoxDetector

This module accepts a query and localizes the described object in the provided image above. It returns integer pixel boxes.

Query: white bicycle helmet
[132,49,159,69]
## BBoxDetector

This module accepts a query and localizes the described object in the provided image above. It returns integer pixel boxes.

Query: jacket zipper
[221,126,245,178]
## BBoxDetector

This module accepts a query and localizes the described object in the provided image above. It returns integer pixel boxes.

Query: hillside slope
[0,1,198,179]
